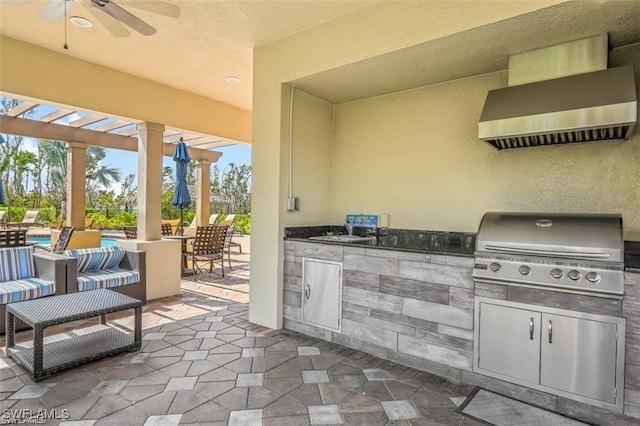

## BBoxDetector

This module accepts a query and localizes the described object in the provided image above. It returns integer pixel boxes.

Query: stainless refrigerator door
[540,313,618,404]
[302,259,342,331]
[478,302,541,384]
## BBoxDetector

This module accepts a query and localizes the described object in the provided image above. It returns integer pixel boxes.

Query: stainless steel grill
[473,212,624,295]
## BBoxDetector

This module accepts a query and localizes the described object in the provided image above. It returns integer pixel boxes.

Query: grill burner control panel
[473,254,624,295]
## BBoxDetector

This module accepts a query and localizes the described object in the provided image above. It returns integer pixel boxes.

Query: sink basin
[308,235,372,243]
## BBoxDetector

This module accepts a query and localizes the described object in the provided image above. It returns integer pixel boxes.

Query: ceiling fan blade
[38,0,74,20]
[99,0,156,35]
[85,0,130,37]
[3,0,37,5]
[126,0,180,18]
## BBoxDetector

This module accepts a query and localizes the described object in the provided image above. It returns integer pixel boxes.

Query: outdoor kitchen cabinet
[301,258,342,332]
[474,297,626,412]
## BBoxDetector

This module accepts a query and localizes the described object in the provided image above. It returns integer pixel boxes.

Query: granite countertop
[284,226,640,268]
[284,225,475,257]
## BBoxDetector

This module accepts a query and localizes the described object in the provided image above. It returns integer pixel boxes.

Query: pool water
[28,236,119,248]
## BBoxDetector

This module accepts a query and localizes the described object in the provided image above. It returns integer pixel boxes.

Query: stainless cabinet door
[540,313,617,404]
[478,302,541,384]
[302,259,342,331]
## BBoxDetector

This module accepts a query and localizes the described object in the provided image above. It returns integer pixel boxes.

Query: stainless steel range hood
[478,36,637,150]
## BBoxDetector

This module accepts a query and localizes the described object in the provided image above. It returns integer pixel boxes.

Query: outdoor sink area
[308,235,372,243]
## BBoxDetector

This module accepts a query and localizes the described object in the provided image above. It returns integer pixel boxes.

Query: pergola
[0,93,240,234]
[0,93,240,299]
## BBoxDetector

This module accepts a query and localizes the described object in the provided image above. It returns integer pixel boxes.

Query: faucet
[345,222,353,236]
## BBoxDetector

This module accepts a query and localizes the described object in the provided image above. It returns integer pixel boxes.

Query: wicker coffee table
[6,289,142,381]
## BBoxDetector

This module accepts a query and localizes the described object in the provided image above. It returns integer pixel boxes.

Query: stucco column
[195,160,211,226]
[66,141,87,230]
[136,121,165,241]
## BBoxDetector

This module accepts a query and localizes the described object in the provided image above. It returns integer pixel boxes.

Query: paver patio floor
[0,237,479,425]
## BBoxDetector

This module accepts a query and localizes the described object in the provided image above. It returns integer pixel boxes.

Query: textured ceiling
[2,0,639,114]
[0,0,372,111]
[291,0,640,104]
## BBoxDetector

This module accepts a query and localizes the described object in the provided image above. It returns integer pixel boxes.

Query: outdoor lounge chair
[0,210,5,228]
[63,246,147,303]
[0,246,67,333]
[219,214,235,226]
[6,209,45,228]
[184,225,227,281]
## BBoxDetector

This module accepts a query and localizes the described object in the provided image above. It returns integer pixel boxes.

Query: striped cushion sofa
[0,246,67,333]
[63,246,146,303]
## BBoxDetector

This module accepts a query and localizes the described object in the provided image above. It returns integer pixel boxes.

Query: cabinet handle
[529,317,534,340]
[304,284,311,300]
[548,320,553,343]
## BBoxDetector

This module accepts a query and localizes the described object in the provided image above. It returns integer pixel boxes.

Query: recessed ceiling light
[225,76,241,84]
[69,16,93,28]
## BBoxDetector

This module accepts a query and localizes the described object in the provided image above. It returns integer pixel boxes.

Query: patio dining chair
[37,226,75,253]
[0,229,28,247]
[123,226,137,239]
[184,225,227,281]
[224,224,242,269]
[161,223,173,236]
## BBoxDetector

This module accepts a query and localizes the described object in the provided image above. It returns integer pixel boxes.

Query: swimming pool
[27,236,119,248]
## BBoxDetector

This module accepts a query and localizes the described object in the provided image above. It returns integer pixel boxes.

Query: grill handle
[548,320,553,343]
[483,244,611,260]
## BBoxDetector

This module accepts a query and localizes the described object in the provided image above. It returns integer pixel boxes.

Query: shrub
[223,213,251,235]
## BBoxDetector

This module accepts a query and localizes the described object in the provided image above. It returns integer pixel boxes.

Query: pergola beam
[0,115,222,162]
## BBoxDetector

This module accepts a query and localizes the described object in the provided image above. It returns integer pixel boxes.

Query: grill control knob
[518,265,531,275]
[489,262,501,272]
[586,272,601,283]
[567,270,581,281]
[550,268,563,279]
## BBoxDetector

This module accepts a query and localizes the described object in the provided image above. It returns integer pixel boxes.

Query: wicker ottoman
[6,288,142,381]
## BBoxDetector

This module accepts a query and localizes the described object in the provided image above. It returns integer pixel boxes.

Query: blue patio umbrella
[0,135,5,205]
[172,138,191,235]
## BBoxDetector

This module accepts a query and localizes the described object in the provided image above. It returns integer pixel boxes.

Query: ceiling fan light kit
[69,15,92,28]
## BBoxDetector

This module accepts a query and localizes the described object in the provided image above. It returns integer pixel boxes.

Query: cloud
[21,137,39,153]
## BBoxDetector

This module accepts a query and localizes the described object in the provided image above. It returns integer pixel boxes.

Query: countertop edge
[284,236,474,258]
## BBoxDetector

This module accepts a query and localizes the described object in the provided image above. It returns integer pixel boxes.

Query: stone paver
[381,399,422,420]
[308,404,343,425]
[302,370,330,384]
[236,373,265,387]
[0,237,476,426]
[228,409,263,426]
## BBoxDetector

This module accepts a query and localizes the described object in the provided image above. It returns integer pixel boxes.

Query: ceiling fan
[11,0,180,38]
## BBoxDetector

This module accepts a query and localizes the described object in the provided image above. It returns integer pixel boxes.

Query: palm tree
[38,140,122,215]
[13,150,37,198]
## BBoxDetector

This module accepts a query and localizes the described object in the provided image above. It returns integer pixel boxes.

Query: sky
[19,136,252,193]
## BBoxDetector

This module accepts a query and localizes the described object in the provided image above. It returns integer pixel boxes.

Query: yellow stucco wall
[332,44,640,238]
[0,36,252,144]
[250,1,570,328]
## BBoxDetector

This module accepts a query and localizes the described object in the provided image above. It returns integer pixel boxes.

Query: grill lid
[476,212,623,262]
